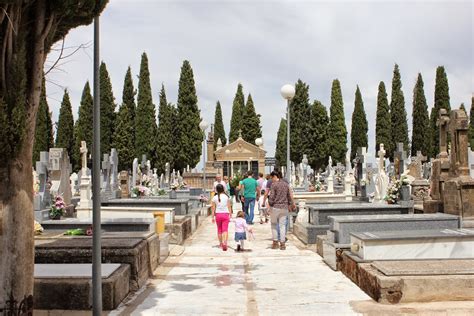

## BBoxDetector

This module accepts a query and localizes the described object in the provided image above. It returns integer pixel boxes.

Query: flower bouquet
[50,195,66,220]
[132,185,150,197]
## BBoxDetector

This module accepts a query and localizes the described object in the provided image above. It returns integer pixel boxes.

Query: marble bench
[34,263,130,310]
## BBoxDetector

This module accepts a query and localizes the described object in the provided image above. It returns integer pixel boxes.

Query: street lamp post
[199,120,209,195]
[280,84,295,182]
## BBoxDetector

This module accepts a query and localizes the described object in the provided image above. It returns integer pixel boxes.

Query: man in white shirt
[213,175,227,193]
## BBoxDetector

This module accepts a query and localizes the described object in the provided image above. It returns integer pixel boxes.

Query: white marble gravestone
[48,148,72,205]
[326,156,334,193]
[35,151,51,211]
[110,148,119,196]
[132,158,138,187]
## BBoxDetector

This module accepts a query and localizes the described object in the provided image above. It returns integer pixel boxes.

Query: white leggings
[270,207,288,242]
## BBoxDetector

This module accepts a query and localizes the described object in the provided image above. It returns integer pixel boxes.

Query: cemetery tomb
[293,202,411,244]
[328,213,460,244]
[321,213,460,270]
[34,263,130,310]
[39,217,156,233]
[350,228,474,261]
[35,235,159,291]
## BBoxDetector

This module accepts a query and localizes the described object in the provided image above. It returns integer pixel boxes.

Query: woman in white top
[211,184,233,251]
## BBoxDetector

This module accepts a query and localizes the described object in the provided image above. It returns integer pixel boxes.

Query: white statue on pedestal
[375,144,389,202]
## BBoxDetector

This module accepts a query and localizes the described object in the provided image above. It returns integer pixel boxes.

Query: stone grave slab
[34,263,130,310]
[350,228,474,260]
[328,213,460,244]
[372,259,474,276]
[39,217,156,232]
[104,197,191,215]
[99,206,175,224]
[166,215,192,245]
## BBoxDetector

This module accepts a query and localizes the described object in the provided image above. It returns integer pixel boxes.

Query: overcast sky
[45,0,473,164]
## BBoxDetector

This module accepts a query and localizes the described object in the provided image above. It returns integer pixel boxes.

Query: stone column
[230,161,234,178]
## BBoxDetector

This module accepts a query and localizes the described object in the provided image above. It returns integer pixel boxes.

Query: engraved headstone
[110,148,119,193]
[35,151,51,211]
[70,173,79,197]
[132,158,138,186]
[119,171,130,198]
[102,153,111,194]
[48,148,72,204]
[394,142,407,179]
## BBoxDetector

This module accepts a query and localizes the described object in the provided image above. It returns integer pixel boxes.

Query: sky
[45,0,473,165]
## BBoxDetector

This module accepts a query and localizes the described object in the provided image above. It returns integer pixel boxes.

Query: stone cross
[110,148,119,191]
[437,108,450,158]
[132,158,138,186]
[448,109,469,176]
[394,143,407,178]
[80,141,88,172]
[410,150,427,180]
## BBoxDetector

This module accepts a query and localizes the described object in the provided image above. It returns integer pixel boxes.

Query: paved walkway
[112,209,371,315]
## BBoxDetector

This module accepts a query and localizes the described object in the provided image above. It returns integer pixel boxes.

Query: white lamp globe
[199,120,209,131]
[280,84,295,100]
[225,149,230,155]
[255,138,263,146]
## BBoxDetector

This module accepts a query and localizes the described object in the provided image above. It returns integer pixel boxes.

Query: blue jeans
[277,215,290,240]
[243,197,256,224]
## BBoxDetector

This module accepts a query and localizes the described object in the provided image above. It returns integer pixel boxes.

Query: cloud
[45,0,473,167]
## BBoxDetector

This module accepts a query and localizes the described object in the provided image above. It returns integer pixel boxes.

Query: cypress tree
[411,73,431,157]
[430,66,451,157]
[229,83,245,143]
[113,67,136,171]
[460,103,466,114]
[375,81,391,158]
[135,52,157,164]
[213,101,227,149]
[242,94,262,144]
[33,77,54,163]
[390,64,409,154]
[55,89,75,161]
[175,60,202,171]
[350,86,368,160]
[469,96,474,149]
[328,79,347,163]
[275,118,287,168]
[170,104,179,170]
[100,62,116,156]
[73,82,93,171]
[155,84,175,174]
[305,100,329,171]
[289,79,311,164]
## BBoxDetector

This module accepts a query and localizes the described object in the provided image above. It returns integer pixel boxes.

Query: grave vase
[400,185,410,201]
[169,189,177,199]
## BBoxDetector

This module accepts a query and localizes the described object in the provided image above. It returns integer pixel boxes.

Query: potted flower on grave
[49,195,65,220]
[169,182,179,199]
[34,220,44,235]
